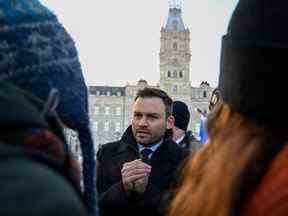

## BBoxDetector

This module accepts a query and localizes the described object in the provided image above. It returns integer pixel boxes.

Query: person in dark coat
[97,88,188,216]
[171,101,202,153]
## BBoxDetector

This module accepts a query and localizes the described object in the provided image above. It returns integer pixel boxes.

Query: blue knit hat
[0,1,97,215]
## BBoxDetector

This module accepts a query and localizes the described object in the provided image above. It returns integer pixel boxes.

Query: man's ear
[166,115,175,129]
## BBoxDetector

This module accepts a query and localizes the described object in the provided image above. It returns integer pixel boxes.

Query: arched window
[179,71,183,78]
[173,42,177,50]
[173,70,177,78]
[203,91,207,98]
[168,71,171,78]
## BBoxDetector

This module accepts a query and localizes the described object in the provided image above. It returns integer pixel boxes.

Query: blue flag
[199,115,208,144]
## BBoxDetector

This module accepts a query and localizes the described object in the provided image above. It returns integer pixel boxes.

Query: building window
[105,106,110,115]
[116,107,121,116]
[117,91,121,96]
[115,122,121,132]
[173,70,177,78]
[104,122,109,132]
[168,71,171,78]
[106,91,111,96]
[179,71,183,78]
[173,42,177,50]
[203,91,207,98]
[92,121,98,132]
[96,91,100,96]
[94,106,99,115]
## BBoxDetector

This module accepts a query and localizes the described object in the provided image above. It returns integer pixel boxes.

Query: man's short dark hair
[135,88,173,118]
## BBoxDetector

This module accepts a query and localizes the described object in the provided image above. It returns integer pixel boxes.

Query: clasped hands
[121,159,151,194]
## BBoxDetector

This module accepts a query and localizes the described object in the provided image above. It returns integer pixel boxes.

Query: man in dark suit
[97,88,188,216]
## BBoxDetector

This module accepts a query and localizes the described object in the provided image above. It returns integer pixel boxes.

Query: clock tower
[159,0,191,99]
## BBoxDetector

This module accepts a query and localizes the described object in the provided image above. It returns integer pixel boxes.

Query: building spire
[165,0,185,32]
[169,0,183,10]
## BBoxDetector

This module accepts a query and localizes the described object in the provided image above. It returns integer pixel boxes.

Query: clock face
[172,58,178,65]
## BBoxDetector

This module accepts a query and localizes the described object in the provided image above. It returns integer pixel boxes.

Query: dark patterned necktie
[140,148,153,164]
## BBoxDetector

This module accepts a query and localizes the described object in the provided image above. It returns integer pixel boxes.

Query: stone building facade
[67,2,214,156]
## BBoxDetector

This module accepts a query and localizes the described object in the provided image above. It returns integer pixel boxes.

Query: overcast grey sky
[41,0,237,87]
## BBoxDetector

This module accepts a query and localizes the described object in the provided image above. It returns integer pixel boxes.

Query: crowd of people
[0,0,287,216]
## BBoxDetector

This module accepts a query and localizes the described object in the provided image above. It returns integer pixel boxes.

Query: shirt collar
[175,135,185,144]
[138,139,162,156]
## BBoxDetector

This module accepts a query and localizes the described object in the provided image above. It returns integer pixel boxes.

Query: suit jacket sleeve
[97,155,162,210]
[97,146,164,213]
[96,146,131,211]
[131,149,189,214]
[97,141,189,215]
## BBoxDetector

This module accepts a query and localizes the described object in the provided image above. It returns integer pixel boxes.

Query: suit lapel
[111,126,139,169]
[149,139,177,183]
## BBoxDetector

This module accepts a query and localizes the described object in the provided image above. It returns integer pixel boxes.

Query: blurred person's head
[171,101,190,141]
[132,88,173,146]
[0,1,96,214]
[169,0,288,215]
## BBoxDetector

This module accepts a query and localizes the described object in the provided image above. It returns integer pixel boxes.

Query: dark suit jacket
[97,126,188,216]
